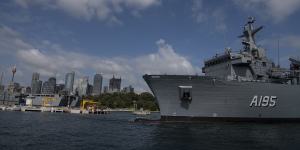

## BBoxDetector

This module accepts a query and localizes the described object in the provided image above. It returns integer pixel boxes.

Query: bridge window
[178,86,192,102]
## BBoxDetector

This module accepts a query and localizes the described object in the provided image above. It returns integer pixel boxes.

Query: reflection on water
[0,111,299,150]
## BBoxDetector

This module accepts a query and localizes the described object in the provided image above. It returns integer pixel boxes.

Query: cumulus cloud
[135,39,197,75]
[192,0,227,32]
[232,0,300,22]
[14,0,160,24]
[0,25,198,92]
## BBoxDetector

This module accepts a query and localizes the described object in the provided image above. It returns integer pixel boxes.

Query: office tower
[87,84,93,96]
[109,75,121,92]
[65,71,75,94]
[31,80,42,94]
[92,74,103,95]
[42,77,56,94]
[77,76,88,96]
[32,72,39,81]
[26,87,31,94]
[31,72,42,94]
[55,84,65,94]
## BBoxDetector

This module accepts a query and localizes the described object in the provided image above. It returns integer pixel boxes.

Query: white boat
[133,108,151,115]
[70,108,81,114]
[0,106,6,111]
[41,107,51,112]
[6,105,21,111]
[21,106,42,112]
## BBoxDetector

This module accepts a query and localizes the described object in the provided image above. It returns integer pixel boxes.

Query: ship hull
[143,75,300,122]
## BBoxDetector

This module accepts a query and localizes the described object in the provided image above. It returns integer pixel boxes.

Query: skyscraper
[92,74,103,96]
[32,72,39,81]
[109,75,121,92]
[65,71,75,94]
[0,72,4,94]
[55,84,65,94]
[42,77,56,94]
[77,76,88,96]
[31,72,42,94]
[31,80,42,94]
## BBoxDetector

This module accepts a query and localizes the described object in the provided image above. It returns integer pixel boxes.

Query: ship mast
[239,17,264,59]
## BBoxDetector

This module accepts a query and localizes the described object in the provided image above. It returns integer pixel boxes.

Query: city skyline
[0,0,300,92]
[0,70,135,96]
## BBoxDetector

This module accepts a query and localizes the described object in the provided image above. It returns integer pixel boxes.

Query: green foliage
[86,92,159,111]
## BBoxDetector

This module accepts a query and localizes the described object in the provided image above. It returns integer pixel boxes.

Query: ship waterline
[144,75,300,121]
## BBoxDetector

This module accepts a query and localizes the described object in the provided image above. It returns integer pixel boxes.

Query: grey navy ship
[143,17,300,122]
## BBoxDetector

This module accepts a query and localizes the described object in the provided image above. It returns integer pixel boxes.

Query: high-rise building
[32,72,39,81]
[31,80,42,94]
[109,75,121,92]
[65,71,75,94]
[0,85,4,94]
[92,74,103,95]
[55,84,65,94]
[42,77,56,94]
[87,84,93,96]
[26,87,31,94]
[0,72,4,94]
[31,72,42,94]
[77,76,89,96]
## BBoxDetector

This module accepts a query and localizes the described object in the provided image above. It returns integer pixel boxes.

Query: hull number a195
[250,95,277,107]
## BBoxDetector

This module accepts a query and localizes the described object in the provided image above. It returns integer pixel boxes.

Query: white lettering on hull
[250,95,277,107]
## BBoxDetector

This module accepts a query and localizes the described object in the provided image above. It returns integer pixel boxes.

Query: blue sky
[1,0,300,92]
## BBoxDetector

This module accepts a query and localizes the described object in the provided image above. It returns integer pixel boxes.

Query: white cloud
[15,39,198,92]
[191,0,227,32]
[232,0,300,22]
[14,0,160,24]
[135,39,197,75]
[0,25,199,92]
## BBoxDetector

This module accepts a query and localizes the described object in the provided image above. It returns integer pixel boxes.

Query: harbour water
[1,111,300,150]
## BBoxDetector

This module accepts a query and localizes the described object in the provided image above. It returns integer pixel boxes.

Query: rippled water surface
[1,111,300,150]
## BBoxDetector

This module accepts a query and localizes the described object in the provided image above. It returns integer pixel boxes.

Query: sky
[1,0,300,92]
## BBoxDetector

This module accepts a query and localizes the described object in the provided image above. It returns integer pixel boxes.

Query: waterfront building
[77,76,89,96]
[65,71,75,94]
[122,85,134,93]
[92,74,103,96]
[109,75,121,92]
